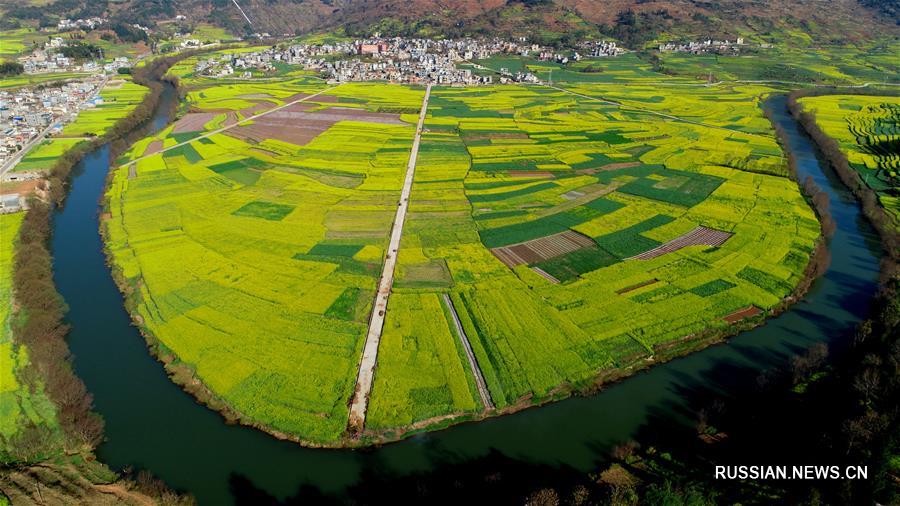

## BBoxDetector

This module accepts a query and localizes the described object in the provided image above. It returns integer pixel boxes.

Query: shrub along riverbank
[0,49,212,505]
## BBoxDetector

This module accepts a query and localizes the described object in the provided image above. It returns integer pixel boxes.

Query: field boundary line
[442,294,495,411]
[347,84,432,434]
[117,85,339,168]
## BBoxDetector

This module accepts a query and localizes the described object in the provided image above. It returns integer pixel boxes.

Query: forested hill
[1,0,898,47]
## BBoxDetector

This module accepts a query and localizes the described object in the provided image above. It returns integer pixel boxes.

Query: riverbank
[786,87,900,256]
[0,51,208,505]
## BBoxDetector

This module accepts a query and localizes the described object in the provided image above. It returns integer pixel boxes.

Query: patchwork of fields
[104,65,820,444]
[798,94,900,227]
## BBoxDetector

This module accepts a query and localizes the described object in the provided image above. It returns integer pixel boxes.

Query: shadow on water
[52,89,883,504]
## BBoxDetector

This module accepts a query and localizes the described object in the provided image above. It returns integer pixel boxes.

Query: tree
[0,61,24,76]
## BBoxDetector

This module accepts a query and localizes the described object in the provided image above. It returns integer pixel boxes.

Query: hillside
[1,0,897,46]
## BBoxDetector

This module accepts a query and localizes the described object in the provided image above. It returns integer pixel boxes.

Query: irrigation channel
[51,85,883,504]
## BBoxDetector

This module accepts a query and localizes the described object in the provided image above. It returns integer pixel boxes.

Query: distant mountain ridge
[1,0,897,46]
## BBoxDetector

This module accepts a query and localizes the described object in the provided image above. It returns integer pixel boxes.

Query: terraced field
[104,63,820,445]
[798,94,900,226]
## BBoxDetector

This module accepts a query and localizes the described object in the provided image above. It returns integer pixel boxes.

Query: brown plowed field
[143,140,163,156]
[630,226,732,260]
[172,112,217,133]
[723,305,762,324]
[225,105,406,146]
[491,229,596,268]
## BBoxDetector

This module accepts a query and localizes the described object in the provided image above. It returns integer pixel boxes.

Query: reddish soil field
[143,140,163,156]
[723,305,762,324]
[491,230,596,268]
[1,179,40,196]
[239,101,275,118]
[172,113,217,133]
[225,106,406,146]
[600,161,642,171]
[508,171,554,178]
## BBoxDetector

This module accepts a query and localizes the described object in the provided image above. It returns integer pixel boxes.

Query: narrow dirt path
[347,84,432,433]
[442,294,495,411]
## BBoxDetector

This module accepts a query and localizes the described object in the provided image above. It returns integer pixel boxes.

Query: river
[50,87,883,504]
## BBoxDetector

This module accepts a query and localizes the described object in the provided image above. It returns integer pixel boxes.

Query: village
[658,37,747,54]
[15,35,134,74]
[0,75,112,212]
[194,36,625,85]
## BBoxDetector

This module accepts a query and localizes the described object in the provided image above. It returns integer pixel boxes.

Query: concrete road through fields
[347,84,432,434]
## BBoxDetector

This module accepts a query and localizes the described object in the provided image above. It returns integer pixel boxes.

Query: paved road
[442,294,495,411]
[347,84,432,433]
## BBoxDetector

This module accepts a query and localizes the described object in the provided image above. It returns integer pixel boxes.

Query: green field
[0,213,63,462]
[798,94,900,227]
[656,39,900,85]
[101,51,821,445]
[0,28,45,58]
[13,138,86,172]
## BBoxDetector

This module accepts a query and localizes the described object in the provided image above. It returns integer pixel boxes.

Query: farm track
[442,294,495,411]
[117,85,340,169]
[347,84,432,433]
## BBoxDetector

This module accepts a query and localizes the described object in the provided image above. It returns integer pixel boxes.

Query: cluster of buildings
[658,37,746,54]
[579,40,625,57]
[56,17,107,32]
[194,36,626,85]
[0,77,107,171]
[17,36,133,74]
[194,52,270,78]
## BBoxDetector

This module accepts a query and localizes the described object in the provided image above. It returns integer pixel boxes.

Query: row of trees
[5,48,207,463]
[787,88,900,255]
